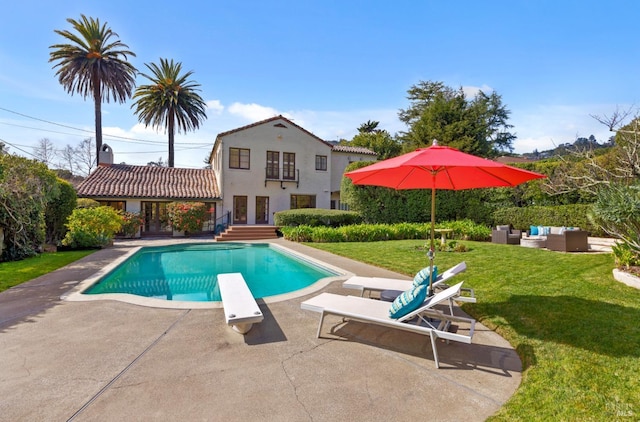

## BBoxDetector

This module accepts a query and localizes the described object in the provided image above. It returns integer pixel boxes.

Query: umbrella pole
[428,186,436,297]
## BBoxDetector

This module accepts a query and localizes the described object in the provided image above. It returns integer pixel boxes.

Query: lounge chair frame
[301,282,476,368]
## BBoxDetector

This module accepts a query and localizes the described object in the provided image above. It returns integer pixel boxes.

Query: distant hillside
[518,134,615,161]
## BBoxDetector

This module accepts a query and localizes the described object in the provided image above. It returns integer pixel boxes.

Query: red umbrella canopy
[345,144,546,190]
[344,142,545,296]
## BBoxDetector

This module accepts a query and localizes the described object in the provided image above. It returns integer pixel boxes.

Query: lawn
[0,250,96,293]
[306,240,639,421]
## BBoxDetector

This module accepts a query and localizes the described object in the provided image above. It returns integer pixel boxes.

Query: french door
[256,196,269,224]
[233,196,247,224]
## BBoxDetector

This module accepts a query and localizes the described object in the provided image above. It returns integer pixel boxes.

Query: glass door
[233,196,247,224]
[141,202,171,234]
[256,196,269,224]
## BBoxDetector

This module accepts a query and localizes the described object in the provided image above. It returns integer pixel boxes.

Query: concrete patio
[0,239,521,421]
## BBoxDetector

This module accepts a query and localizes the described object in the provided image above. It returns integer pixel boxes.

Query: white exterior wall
[330,151,376,192]
[215,118,333,225]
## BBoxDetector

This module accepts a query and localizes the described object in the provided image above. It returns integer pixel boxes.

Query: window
[229,147,250,169]
[266,151,279,179]
[315,155,327,171]
[283,152,296,180]
[290,195,316,209]
[98,201,125,211]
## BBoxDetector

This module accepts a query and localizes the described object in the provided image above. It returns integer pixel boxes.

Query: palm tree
[49,15,137,163]
[132,58,207,168]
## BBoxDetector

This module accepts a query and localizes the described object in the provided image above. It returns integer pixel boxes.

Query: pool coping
[61,239,353,309]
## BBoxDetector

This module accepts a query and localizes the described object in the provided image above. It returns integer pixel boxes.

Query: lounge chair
[342,262,475,305]
[300,282,476,368]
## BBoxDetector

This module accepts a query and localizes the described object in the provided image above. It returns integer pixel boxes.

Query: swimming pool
[75,242,344,307]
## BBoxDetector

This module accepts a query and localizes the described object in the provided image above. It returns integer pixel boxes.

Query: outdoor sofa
[527,226,589,252]
[545,229,589,252]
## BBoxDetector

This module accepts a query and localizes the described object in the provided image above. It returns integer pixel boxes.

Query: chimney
[98,144,114,166]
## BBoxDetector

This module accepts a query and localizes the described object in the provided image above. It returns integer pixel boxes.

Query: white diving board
[217,273,264,334]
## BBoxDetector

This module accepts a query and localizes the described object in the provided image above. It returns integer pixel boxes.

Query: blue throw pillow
[412,266,438,288]
[530,225,539,236]
[389,284,428,319]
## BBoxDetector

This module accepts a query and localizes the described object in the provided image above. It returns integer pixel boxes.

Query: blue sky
[1,1,639,168]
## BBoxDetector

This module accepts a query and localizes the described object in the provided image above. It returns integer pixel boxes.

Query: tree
[398,81,515,157]
[74,138,96,177]
[147,157,168,167]
[350,130,401,160]
[357,120,380,133]
[49,15,137,162]
[132,58,207,167]
[546,112,640,197]
[33,138,57,167]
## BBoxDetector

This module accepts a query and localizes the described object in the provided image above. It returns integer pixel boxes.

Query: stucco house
[76,115,376,237]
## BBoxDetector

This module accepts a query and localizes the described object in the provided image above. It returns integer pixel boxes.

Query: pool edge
[61,239,352,310]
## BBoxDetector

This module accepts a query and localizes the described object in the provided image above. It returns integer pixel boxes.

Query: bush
[0,155,59,261]
[167,202,209,233]
[492,204,602,235]
[45,178,77,244]
[280,219,489,243]
[76,198,100,208]
[274,208,363,227]
[62,206,123,248]
[589,183,640,264]
[120,211,144,238]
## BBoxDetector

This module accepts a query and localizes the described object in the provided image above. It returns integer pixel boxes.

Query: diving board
[218,273,264,334]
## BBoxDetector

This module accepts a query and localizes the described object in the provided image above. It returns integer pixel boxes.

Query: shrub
[589,183,640,264]
[274,208,363,227]
[120,212,144,238]
[45,178,77,244]
[167,202,209,233]
[280,220,489,243]
[76,198,100,208]
[492,204,602,235]
[0,155,59,261]
[62,206,123,248]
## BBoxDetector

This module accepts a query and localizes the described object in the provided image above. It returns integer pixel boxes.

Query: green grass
[307,240,640,421]
[0,250,96,293]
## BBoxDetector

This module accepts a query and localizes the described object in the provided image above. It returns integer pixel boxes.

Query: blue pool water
[84,243,338,302]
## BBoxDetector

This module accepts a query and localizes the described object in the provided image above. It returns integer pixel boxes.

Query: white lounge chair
[301,282,476,368]
[342,262,475,304]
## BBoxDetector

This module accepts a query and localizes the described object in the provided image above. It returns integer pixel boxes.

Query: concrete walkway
[0,239,521,421]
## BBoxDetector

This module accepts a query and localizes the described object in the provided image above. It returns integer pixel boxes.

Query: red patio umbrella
[345,140,546,295]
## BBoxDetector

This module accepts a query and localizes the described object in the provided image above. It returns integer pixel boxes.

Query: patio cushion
[389,284,427,319]
[530,225,539,235]
[412,266,438,288]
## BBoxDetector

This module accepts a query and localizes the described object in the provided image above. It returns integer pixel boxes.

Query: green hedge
[45,178,77,244]
[274,208,363,227]
[280,219,491,243]
[492,204,603,236]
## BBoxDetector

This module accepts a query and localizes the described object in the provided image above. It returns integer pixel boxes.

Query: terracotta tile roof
[76,164,220,200]
[331,145,377,155]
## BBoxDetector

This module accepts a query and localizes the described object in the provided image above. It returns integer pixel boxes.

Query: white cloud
[227,102,285,122]
[206,100,224,114]
[462,84,493,98]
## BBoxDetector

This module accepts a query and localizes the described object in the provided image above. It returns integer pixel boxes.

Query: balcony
[264,167,299,188]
